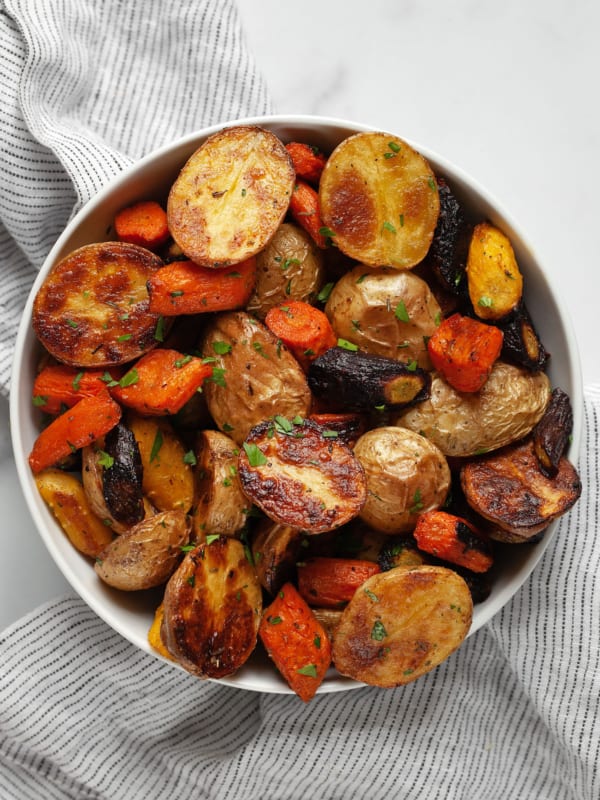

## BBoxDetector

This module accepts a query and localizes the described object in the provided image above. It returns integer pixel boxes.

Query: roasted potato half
[466,222,523,321]
[332,566,473,687]
[94,509,190,591]
[319,131,440,268]
[161,536,262,679]
[32,242,163,367]
[167,125,295,267]
[353,426,451,534]
[246,223,325,319]
[396,361,551,457]
[325,266,442,369]
[252,517,303,596]
[192,429,248,538]
[35,469,114,558]
[201,311,312,445]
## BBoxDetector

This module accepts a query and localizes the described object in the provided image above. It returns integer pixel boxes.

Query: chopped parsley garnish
[252,341,269,358]
[119,368,139,388]
[316,282,334,303]
[154,316,165,342]
[32,395,47,407]
[183,450,197,466]
[116,333,132,342]
[150,429,163,463]
[478,296,494,308]
[409,488,424,513]
[243,442,268,467]
[406,360,418,371]
[383,220,397,234]
[174,354,192,368]
[356,273,368,284]
[371,620,388,641]
[222,422,234,432]
[296,664,318,678]
[269,616,283,625]
[170,290,184,297]
[97,450,114,469]
[337,338,359,351]
[205,534,220,545]
[364,588,379,602]
[209,367,227,387]
[72,372,83,391]
[394,300,410,322]
[274,415,294,434]
[322,430,338,439]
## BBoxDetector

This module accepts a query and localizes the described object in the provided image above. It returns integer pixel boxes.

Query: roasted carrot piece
[114,200,170,251]
[259,582,332,702]
[427,313,503,393]
[288,181,328,248]
[28,389,121,474]
[32,365,124,414]
[413,510,493,573]
[297,557,381,609]
[109,348,213,415]
[264,300,336,369]
[147,257,257,316]
[285,142,327,184]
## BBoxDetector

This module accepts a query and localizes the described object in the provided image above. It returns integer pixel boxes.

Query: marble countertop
[1,0,598,629]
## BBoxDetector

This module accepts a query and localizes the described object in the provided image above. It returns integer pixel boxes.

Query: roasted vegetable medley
[29,126,581,700]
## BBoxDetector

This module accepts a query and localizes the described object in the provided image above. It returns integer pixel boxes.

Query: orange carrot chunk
[288,181,328,248]
[259,582,332,702]
[109,348,213,416]
[297,557,381,609]
[114,200,170,251]
[147,257,257,316]
[427,313,503,393]
[265,300,336,369]
[28,389,121,474]
[285,142,327,184]
[413,510,493,573]
[32,365,124,415]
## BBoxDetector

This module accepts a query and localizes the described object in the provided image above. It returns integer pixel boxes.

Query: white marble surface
[1,0,599,629]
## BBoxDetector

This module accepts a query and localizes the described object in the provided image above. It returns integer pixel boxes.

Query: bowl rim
[9,113,584,695]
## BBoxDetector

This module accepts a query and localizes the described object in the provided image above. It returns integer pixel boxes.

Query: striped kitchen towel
[1,387,597,800]
[0,0,271,393]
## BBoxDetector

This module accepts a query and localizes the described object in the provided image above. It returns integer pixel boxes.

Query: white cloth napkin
[1,2,599,798]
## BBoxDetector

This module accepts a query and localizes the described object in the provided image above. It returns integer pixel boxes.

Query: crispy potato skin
[396,361,551,457]
[460,438,581,541]
[247,223,324,319]
[332,566,472,687]
[354,427,450,534]
[239,418,367,534]
[167,126,295,267]
[161,537,262,678]
[32,242,163,367]
[192,429,248,538]
[319,132,440,268]
[325,266,441,369]
[201,311,312,445]
[36,469,114,558]
[95,510,190,590]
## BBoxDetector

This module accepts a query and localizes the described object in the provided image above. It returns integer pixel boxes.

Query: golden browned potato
[466,222,523,320]
[94,510,190,590]
[128,415,195,514]
[332,565,473,687]
[396,361,551,457]
[325,265,442,368]
[35,469,114,558]
[353,427,451,534]
[161,536,263,678]
[192,429,248,539]
[312,607,343,640]
[246,223,325,319]
[201,311,312,445]
[461,437,581,542]
[167,126,295,268]
[238,418,367,534]
[251,517,303,595]
[319,131,440,268]
[32,242,164,367]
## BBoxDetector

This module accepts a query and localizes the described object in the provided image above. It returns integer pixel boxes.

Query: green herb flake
[252,341,269,358]
[209,367,227,388]
[383,220,397,234]
[66,319,78,329]
[337,338,359,352]
[319,226,336,240]
[170,290,184,298]
[351,319,361,331]
[97,450,114,469]
[406,360,418,372]
[316,282,334,303]
[183,450,197,466]
[281,258,300,271]
[478,296,494,308]
[241,188,247,197]
[269,616,283,625]
[388,141,401,153]
[150,429,163,463]
[322,430,339,439]
[154,316,165,342]
[119,368,139,388]
[371,620,388,641]
[274,415,294,434]
[314,635,321,649]
[212,341,232,356]
[296,663,318,678]
[116,334,132,342]
[187,575,195,587]
[356,273,368,284]
[399,213,405,227]
[174,354,193,368]
[71,371,84,391]
[394,300,410,322]
[205,534,220,545]
[222,422,234,432]
[285,279,292,295]
[364,588,379,603]
[427,177,437,191]
[243,442,268,467]
[180,544,196,553]
[222,478,232,487]
[292,415,304,425]
[409,488,424,514]
[32,395,48,407]
[434,311,442,327]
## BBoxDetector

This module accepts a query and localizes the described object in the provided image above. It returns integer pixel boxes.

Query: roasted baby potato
[32,242,163,367]
[128,415,195,514]
[319,131,440,268]
[192,429,248,539]
[95,509,190,591]
[167,125,295,268]
[331,565,473,687]
[466,222,523,321]
[251,517,303,595]
[201,311,312,445]
[161,536,263,679]
[460,437,581,542]
[246,223,324,319]
[35,469,114,558]
[532,387,573,477]
[353,426,451,534]
[396,361,551,457]
[238,418,367,534]
[325,265,442,369]
[82,443,137,534]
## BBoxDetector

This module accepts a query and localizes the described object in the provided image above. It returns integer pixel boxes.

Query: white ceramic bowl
[10,115,583,695]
